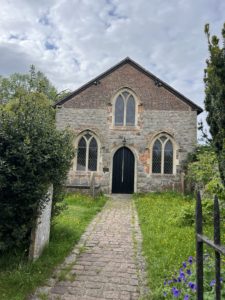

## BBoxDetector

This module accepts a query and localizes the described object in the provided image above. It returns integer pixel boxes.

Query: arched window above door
[114,90,137,126]
[76,132,99,171]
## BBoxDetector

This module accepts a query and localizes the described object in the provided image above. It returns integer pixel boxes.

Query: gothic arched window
[114,91,136,126]
[152,135,174,174]
[77,132,98,171]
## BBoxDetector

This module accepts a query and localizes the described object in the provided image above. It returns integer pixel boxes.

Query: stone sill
[109,126,140,131]
[74,171,103,176]
[149,174,177,177]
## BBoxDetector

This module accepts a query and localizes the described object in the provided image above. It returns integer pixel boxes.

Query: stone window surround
[73,130,101,172]
[111,87,141,130]
[149,132,179,176]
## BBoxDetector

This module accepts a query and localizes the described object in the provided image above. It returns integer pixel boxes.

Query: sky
[0,0,224,137]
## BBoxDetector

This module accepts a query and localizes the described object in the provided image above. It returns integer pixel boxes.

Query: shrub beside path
[30,195,148,300]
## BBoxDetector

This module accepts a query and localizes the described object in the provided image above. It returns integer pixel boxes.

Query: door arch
[112,147,134,194]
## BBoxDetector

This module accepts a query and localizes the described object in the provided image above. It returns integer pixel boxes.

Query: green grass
[134,192,196,299]
[0,193,106,300]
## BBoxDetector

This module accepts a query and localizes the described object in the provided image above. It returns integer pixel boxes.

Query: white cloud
[0,0,224,138]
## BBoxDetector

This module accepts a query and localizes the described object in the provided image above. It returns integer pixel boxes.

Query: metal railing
[196,192,225,299]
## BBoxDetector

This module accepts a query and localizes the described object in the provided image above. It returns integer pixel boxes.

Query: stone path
[32,195,148,300]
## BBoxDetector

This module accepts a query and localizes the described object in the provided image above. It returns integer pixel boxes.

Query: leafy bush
[172,197,225,227]
[185,146,225,200]
[0,94,74,252]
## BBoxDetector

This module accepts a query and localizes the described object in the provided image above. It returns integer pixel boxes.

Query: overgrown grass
[134,192,196,299]
[0,193,106,300]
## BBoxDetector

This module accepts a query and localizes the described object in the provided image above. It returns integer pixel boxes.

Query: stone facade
[56,58,202,194]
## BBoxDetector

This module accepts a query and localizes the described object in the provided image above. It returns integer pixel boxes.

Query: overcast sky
[0,0,224,134]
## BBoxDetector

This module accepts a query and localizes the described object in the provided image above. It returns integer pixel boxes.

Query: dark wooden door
[112,147,134,194]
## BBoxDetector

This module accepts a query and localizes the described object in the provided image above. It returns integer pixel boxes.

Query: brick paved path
[32,195,148,300]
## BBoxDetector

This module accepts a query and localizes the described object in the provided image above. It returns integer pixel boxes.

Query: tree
[0,65,58,104]
[0,93,74,252]
[204,23,225,186]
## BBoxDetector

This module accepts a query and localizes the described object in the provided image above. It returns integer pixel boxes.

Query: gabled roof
[54,57,203,114]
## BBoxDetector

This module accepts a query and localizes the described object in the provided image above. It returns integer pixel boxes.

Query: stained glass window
[164,140,173,174]
[152,139,162,173]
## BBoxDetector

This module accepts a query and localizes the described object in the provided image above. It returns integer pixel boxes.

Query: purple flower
[210,279,216,287]
[183,262,187,268]
[188,282,197,291]
[172,287,180,298]
[168,280,173,285]
[179,271,185,280]
[164,280,167,286]
[163,291,167,297]
[184,295,189,300]
[188,256,193,264]
[186,269,192,276]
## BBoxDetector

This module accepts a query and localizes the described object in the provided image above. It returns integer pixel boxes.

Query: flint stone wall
[56,108,196,193]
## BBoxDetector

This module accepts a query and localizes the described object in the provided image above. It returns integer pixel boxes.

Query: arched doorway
[112,147,135,194]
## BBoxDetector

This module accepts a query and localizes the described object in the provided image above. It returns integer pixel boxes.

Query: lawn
[0,193,106,300]
[134,192,196,299]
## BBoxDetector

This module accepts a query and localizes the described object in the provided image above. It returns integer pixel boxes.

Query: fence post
[214,195,221,300]
[196,191,203,300]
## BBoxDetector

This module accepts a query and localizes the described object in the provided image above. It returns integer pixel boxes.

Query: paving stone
[30,196,148,300]
[103,290,120,299]
[51,285,67,295]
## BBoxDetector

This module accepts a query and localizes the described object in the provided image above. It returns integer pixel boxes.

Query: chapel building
[55,57,202,194]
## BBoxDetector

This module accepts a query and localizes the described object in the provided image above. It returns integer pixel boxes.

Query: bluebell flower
[168,280,173,285]
[164,280,167,286]
[183,262,187,268]
[163,291,167,297]
[184,295,189,300]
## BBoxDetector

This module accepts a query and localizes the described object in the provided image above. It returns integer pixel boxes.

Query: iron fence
[196,191,225,299]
